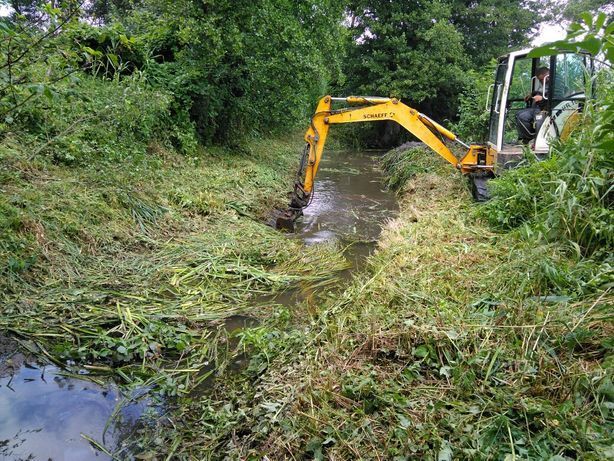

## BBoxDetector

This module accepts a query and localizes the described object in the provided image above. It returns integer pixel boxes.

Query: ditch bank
[0,145,400,458]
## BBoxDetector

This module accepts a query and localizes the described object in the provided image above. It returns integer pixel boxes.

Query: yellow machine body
[275,51,595,230]
[275,95,495,230]
[301,95,493,195]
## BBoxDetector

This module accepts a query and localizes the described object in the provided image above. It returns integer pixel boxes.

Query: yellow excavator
[276,49,594,231]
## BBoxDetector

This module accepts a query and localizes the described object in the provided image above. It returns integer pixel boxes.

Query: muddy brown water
[269,149,399,306]
[297,150,398,247]
[0,150,398,460]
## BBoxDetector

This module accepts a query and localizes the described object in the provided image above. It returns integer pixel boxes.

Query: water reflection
[0,350,144,461]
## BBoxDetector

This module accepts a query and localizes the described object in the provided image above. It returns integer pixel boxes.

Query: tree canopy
[342,0,542,121]
[1,0,554,145]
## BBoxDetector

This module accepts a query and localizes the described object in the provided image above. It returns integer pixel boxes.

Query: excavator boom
[276,95,494,230]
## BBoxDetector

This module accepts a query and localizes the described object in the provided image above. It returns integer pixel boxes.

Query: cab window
[487,61,507,147]
[552,53,586,100]
[508,58,533,101]
[502,56,549,144]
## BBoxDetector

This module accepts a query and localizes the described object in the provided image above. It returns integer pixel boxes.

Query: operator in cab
[516,66,549,144]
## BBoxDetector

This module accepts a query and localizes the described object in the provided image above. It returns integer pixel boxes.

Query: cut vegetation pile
[1,135,349,393]
[150,148,612,460]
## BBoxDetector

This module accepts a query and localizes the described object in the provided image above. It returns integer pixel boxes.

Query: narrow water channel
[0,150,398,460]
[295,149,398,267]
[265,149,399,308]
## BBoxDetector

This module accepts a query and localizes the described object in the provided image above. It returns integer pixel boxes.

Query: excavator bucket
[275,209,300,232]
[274,180,310,232]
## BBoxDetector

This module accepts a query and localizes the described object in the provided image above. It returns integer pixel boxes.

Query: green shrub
[14,71,196,164]
[450,66,496,142]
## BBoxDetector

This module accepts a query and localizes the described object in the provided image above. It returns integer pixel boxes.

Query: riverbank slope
[1,135,349,391]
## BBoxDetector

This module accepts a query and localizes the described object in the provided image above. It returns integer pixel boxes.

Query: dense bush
[1,0,347,146]
[88,0,347,143]
[449,66,495,142]
[9,72,190,163]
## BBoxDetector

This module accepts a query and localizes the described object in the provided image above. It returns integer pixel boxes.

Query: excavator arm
[276,95,494,230]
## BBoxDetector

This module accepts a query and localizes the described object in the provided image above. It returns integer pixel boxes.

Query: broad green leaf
[576,35,601,55]
[529,41,577,58]
[567,29,585,39]
[414,344,429,358]
[594,12,607,31]
[596,139,614,152]
[82,46,102,58]
[580,12,593,28]
[528,46,557,58]
[119,34,134,48]
[108,53,119,68]
[567,23,582,33]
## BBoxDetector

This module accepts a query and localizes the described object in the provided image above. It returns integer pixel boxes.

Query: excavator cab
[488,49,594,170]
